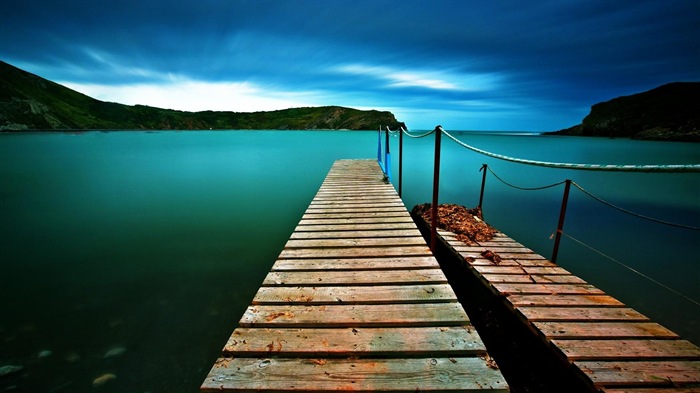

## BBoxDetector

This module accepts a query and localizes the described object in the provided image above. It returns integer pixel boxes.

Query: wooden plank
[534,322,680,339]
[201,357,509,392]
[299,216,415,225]
[290,229,422,239]
[223,326,485,357]
[293,222,418,232]
[239,304,470,328]
[493,283,604,295]
[284,236,427,248]
[253,284,457,305]
[553,339,700,360]
[517,307,650,322]
[472,265,572,275]
[482,274,587,284]
[262,269,447,286]
[574,360,700,387]
[278,245,432,259]
[302,212,412,220]
[271,256,439,271]
[509,294,625,307]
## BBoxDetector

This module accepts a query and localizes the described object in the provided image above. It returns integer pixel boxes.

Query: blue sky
[1,0,698,131]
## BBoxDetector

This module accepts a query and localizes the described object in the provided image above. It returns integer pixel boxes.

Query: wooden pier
[201,160,508,392]
[433,228,700,392]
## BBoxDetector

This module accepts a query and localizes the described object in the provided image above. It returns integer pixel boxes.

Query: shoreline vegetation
[0,61,406,132]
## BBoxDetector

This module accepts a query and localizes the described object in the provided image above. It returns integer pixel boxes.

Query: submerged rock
[0,364,24,377]
[103,346,126,359]
[92,373,117,387]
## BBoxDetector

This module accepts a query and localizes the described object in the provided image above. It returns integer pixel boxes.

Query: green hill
[0,61,406,131]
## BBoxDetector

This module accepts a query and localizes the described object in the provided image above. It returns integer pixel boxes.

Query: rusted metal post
[398,127,404,197]
[478,164,488,215]
[430,126,442,251]
[551,179,572,264]
[384,127,392,182]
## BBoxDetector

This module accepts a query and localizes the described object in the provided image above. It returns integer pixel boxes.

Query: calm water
[1,130,698,392]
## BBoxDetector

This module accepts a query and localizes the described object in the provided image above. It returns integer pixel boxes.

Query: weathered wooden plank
[453,246,538,254]
[290,229,423,239]
[294,222,418,232]
[482,274,587,284]
[517,307,650,322]
[493,282,604,295]
[271,256,439,271]
[460,252,550,262]
[239,304,470,328]
[302,212,412,220]
[553,339,700,360]
[253,284,457,305]
[534,322,679,339]
[509,294,625,307]
[223,326,485,357]
[299,216,415,225]
[575,360,700,387]
[202,357,509,392]
[278,245,432,259]
[284,236,427,248]
[304,207,408,214]
[472,265,572,275]
[262,269,447,286]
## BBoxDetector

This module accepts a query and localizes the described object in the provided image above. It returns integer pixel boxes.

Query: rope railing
[483,166,700,231]
[389,124,699,307]
[439,126,700,173]
[559,230,700,307]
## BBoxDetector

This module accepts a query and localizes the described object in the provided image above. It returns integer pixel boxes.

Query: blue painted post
[398,127,404,197]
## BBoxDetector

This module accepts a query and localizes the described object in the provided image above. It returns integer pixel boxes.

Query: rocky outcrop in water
[549,82,700,142]
[0,61,406,131]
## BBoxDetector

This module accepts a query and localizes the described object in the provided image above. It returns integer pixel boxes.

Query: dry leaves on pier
[412,203,497,246]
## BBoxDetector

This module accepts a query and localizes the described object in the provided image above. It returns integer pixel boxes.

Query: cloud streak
[1,0,698,130]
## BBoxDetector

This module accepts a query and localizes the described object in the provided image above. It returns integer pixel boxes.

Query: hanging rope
[439,126,700,173]
[485,165,568,191]
[570,181,700,230]
[401,127,436,139]
[559,230,700,307]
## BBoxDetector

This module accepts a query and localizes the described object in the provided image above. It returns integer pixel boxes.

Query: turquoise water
[1,130,698,392]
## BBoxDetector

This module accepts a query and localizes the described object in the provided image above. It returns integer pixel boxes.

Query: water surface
[1,130,698,392]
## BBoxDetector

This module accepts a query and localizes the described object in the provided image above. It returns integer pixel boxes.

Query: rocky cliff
[0,61,406,131]
[550,82,700,142]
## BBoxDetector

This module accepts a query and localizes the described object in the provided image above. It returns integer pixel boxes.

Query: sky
[1,0,699,131]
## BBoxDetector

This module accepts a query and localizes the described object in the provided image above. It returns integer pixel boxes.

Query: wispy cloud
[335,64,500,92]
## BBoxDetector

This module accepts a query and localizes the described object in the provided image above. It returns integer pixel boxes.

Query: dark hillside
[0,61,406,131]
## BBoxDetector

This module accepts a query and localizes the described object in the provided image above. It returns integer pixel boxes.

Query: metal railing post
[398,127,404,197]
[551,179,572,264]
[478,164,488,216]
[384,127,391,182]
[430,126,442,251]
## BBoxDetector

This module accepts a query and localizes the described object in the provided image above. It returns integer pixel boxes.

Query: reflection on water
[1,130,698,392]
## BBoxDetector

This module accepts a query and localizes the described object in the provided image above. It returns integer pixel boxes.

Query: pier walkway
[432,228,700,392]
[201,159,508,392]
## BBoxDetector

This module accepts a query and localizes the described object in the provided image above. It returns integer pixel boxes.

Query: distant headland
[0,61,406,131]
[547,82,700,142]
